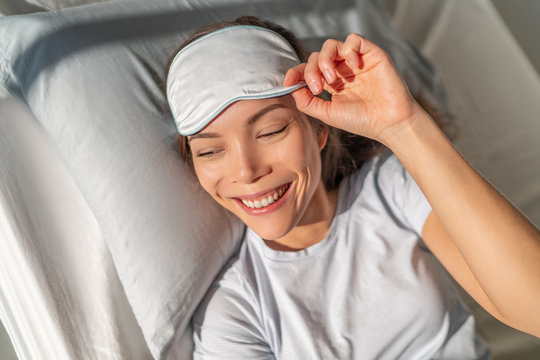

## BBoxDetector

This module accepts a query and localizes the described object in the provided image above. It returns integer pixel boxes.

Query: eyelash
[197,150,219,158]
[258,123,289,138]
[196,123,290,158]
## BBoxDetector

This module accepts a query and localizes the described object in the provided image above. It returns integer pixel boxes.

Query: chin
[248,225,289,241]
[243,218,294,241]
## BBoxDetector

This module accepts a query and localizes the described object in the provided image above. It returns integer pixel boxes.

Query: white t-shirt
[192,152,490,359]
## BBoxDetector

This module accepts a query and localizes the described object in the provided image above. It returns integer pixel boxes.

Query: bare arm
[284,33,540,338]
[383,106,540,337]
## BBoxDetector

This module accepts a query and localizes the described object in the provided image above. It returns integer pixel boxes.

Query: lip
[234,182,293,216]
[235,184,287,201]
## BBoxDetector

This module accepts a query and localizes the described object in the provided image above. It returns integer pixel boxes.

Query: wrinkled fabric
[192,153,490,359]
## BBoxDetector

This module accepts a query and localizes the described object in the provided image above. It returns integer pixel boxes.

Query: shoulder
[195,240,259,315]
[346,150,432,236]
[192,237,262,332]
[192,239,271,357]
[360,150,417,201]
[372,150,409,191]
[345,150,406,202]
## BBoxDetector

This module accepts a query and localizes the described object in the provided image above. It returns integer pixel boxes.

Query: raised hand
[284,33,424,144]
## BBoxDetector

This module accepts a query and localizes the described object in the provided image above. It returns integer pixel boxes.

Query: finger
[283,63,306,87]
[289,87,332,124]
[342,33,387,70]
[304,52,325,95]
[318,39,344,84]
[342,33,362,69]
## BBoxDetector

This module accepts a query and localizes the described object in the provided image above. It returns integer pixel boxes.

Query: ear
[318,124,329,151]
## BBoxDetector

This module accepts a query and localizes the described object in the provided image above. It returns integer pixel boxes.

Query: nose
[228,142,270,184]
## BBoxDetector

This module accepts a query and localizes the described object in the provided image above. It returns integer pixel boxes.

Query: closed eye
[196,149,222,158]
[258,123,289,138]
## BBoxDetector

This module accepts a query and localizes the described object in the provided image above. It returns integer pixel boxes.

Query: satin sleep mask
[166,25,306,135]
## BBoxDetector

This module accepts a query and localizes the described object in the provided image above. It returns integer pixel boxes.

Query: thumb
[290,87,332,124]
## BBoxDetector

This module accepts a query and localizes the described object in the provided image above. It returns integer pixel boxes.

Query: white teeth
[241,183,289,209]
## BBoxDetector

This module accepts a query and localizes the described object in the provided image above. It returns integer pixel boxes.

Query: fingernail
[309,80,321,94]
[323,70,334,83]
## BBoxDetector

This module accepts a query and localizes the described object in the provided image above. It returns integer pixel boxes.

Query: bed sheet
[0,94,154,360]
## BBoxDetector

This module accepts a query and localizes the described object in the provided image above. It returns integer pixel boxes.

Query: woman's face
[187,95,328,240]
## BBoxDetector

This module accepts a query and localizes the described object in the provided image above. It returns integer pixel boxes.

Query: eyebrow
[247,103,287,125]
[188,103,287,143]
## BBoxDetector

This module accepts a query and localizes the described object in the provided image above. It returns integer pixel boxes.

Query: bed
[1,0,539,359]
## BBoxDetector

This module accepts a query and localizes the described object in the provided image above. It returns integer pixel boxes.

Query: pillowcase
[0,0,453,358]
[26,0,110,9]
[0,0,109,15]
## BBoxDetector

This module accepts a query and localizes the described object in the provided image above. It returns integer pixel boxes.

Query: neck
[264,181,338,252]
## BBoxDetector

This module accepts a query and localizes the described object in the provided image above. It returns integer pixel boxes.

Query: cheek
[272,143,305,168]
[272,130,322,178]
[193,161,222,197]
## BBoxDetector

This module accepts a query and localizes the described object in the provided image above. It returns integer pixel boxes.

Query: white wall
[491,0,540,75]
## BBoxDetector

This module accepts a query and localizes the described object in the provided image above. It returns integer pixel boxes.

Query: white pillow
[0,0,453,358]
[0,0,110,15]
[26,0,110,10]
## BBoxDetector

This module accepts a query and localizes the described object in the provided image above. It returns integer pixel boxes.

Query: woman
[165,16,540,359]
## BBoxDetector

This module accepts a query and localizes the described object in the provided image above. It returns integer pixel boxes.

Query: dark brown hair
[163,16,456,190]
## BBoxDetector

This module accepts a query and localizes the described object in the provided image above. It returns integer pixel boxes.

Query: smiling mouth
[238,183,291,209]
